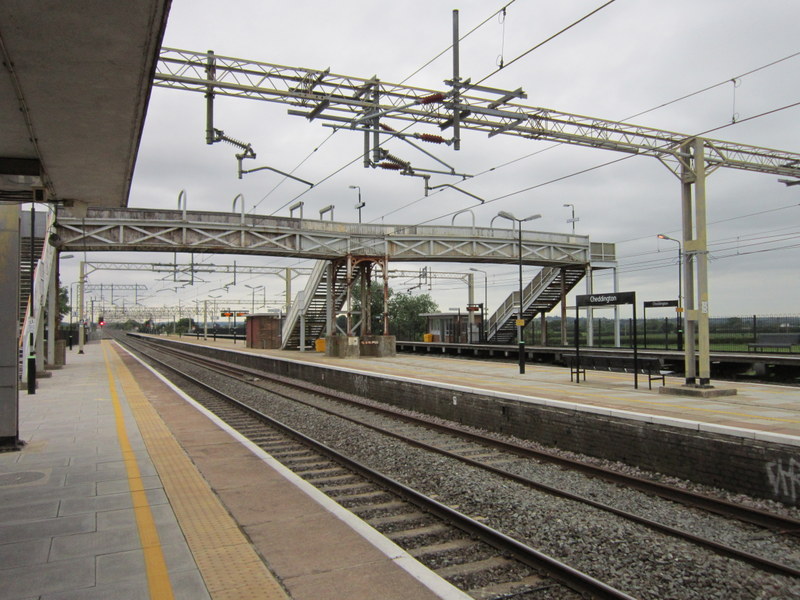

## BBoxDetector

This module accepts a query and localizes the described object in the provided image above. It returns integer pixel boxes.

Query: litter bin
[315,338,326,352]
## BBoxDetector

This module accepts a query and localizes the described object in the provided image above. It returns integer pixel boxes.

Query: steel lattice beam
[82,260,312,277]
[57,208,604,267]
[154,48,800,181]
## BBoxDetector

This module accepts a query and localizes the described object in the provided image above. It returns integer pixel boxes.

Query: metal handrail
[19,211,57,380]
[486,267,564,340]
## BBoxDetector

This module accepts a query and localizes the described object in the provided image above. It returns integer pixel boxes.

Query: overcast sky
[61,0,800,320]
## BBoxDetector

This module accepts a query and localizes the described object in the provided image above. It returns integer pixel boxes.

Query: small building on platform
[245,313,283,349]
[420,311,483,344]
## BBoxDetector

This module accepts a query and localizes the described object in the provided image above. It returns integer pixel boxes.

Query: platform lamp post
[77,261,86,354]
[497,211,541,374]
[245,284,264,314]
[67,278,83,351]
[657,234,683,351]
[563,203,579,234]
[209,293,222,340]
[349,185,365,223]
[469,268,488,343]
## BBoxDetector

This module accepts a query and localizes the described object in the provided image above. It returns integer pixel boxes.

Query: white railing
[280,260,327,349]
[19,211,57,380]
[486,267,563,341]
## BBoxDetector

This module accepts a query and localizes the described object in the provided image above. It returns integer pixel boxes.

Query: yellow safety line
[102,342,175,600]
[106,341,288,600]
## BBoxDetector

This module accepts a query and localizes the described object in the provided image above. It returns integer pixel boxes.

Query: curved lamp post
[244,283,264,314]
[496,211,541,374]
[563,203,579,234]
[657,234,683,350]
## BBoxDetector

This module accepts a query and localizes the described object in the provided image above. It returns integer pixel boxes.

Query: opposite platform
[165,334,800,443]
[0,340,466,600]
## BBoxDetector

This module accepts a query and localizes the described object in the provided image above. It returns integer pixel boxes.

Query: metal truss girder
[246,231,297,252]
[84,261,312,276]
[85,261,168,272]
[154,48,800,181]
[385,236,586,265]
[57,208,599,268]
[82,283,143,291]
[388,269,469,282]
[127,224,184,246]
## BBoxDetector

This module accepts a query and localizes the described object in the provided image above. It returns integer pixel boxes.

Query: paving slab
[0,341,209,600]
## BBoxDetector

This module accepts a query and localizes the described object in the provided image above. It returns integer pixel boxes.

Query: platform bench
[563,354,672,389]
[747,333,800,352]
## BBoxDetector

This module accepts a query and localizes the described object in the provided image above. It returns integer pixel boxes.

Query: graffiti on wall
[766,457,800,502]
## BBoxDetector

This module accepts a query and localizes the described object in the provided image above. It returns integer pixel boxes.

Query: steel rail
[128,335,800,579]
[119,333,637,599]
[131,333,800,533]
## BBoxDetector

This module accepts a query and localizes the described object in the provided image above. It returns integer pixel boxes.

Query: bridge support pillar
[0,204,20,448]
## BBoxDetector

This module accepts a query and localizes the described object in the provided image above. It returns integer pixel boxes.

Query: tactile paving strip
[106,342,289,600]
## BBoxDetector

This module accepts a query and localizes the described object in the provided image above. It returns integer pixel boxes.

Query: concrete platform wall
[144,336,800,507]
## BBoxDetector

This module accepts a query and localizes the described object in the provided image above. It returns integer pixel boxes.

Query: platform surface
[0,339,464,600]
[174,334,800,445]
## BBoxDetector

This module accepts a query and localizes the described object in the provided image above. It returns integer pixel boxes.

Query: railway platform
[173,334,800,442]
[0,339,467,600]
[141,333,800,507]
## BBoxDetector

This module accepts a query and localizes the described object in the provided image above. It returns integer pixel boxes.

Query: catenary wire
[248,1,519,217]
[407,99,800,230]
[400,0,517,85]
[155,21,800,306]
[472,0,618,88]
[250,2,621,226]
[375,66,800,224]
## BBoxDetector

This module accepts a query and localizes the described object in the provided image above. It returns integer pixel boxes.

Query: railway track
[119,334,630,599]
[117,333,800,598]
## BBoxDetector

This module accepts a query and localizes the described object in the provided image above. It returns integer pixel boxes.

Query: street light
[349,185,365,223]
[496,211,542,374]
[67,280,81,350]
[657,234,683,350]
[208,294,222,334]
[469,267,488,343]
[563,203,579,234]
[244,284,264,314]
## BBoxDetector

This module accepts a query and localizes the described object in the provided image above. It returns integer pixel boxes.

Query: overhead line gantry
[151,10,800,388]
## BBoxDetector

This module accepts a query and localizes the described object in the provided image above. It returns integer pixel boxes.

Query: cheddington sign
[576,291,636,307]
[573,291,641,388]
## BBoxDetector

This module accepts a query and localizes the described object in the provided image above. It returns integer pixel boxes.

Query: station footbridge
[3,1,800,449]
[55,206,616,350]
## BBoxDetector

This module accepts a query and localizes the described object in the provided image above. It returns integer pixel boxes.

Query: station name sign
[643,300,679,308]
[576,291,635,307]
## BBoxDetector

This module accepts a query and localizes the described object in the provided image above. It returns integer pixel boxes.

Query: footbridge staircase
[486,266,586,344]
[281,260,348,350]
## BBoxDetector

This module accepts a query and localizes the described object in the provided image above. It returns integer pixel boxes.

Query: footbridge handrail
[281,260,326,349]
[19,211,57,380]
[57,207,608,266]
